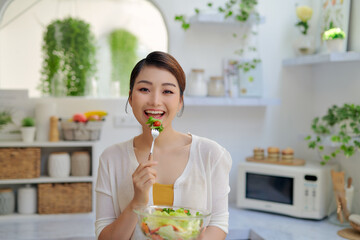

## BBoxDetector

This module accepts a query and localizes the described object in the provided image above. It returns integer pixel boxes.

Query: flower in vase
[295,6,313,35]
[322,28,346,41]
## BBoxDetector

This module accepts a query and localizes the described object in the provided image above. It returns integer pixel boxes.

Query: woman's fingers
[132,161,157,189]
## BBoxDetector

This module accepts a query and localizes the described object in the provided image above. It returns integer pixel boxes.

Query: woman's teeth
[145,110,165,117]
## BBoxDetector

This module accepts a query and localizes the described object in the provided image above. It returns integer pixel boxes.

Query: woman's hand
[131,154,157,207]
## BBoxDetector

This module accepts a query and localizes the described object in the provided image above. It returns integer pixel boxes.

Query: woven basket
[0,148,40,179]
[38,183,92,214]
[60,119,104,141]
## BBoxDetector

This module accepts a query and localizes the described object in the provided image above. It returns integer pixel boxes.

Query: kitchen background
[1,0,360,237]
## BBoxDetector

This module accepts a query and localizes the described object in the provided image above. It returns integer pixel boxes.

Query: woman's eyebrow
[162,83,177,87]
[136,80,177,88]
[136,80,152,85]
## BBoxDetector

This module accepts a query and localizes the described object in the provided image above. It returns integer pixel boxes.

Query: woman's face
[129,66,183,131]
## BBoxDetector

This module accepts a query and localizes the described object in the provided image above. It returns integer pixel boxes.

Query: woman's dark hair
[126,51,186,116]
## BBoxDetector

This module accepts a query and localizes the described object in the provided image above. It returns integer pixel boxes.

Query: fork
[149,128,159,157]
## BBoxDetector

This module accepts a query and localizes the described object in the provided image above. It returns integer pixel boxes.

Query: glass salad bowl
[134,205,211,240]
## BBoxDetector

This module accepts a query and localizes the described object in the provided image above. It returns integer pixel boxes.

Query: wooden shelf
[184,97,280,106]
[0,176,93,185]
[282,52,360,66]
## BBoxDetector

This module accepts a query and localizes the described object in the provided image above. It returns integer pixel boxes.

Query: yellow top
[153,183,174,206]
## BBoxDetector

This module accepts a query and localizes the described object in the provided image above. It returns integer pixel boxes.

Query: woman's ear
[178,96,183,112]
[128,91,132,107]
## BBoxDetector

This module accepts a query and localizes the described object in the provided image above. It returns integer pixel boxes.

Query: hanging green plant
[40,17,97,96]
[175,0,261,74]
[109,29,138,96]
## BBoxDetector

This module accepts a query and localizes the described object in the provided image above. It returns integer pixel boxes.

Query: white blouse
[95,134,232,239]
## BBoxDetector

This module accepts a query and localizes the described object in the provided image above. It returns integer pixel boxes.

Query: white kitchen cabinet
[282,51,360,66]
[0,141,98,220]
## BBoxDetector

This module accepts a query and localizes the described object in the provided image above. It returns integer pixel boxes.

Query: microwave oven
[237,160,339,219]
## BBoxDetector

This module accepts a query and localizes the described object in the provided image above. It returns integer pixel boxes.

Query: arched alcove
[0,0,168,97]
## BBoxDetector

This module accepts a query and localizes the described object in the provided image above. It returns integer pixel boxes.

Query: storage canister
[0,189,15,215]
[18,184,37,214]
[71,151,91,176]
[187,69,207,97]
[208,76,225,97]
[48,152,71,178]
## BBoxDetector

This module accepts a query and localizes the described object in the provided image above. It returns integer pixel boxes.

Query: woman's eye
[139,88,149,92]
[163,90,174,94]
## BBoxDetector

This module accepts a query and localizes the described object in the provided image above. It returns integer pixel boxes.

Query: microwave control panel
[303,174,319,212]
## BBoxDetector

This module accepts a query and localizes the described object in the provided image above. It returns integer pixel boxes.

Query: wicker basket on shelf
[0,148,40,179]
[60,119,104,141]
[38,182,92,214]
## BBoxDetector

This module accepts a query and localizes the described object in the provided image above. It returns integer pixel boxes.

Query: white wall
[1,0,360,213]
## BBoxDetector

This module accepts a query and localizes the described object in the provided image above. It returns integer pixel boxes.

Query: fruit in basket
[84,110,107,118]
[72,113,87,122]
[87,115,101,121]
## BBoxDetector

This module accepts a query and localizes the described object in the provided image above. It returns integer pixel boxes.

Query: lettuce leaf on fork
[146,116,164,132]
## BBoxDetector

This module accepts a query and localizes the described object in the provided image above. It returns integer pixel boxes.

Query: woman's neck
[134,127,189,151]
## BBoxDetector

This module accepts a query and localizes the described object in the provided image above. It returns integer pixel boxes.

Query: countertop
[0,205,350,239]
[228,205,346,240]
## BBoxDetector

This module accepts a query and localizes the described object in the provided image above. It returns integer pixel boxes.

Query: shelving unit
[0,141,98,219]
[282,52,360,66]
[189,13,265,25]
[184,97,281,106]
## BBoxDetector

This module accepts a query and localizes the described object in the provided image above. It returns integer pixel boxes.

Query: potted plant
[0,110,13,131]
[40,17,97,97]
[174,0,261,75]
[305,103,360,165]
[322,27,346,53]
[21,117,36,143]
[109,29,138,97]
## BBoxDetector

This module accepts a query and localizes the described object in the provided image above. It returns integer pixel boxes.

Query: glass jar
[187,69,207,97]
[208,76,225,97]
[0,189,15,215]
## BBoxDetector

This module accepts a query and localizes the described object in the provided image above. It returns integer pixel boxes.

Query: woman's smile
[144,109,165,119]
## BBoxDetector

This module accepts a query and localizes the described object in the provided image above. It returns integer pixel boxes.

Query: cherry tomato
[153,121,161,127]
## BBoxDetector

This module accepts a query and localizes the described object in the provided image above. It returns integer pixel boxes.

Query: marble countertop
[228,205,346,240]
[0,205,349,239]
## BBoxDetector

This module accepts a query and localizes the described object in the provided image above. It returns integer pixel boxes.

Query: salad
[146,116,164,133]
[140,208,204,240]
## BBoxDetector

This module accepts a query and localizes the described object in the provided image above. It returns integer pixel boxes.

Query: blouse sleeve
[94,156,116,239]
[208,148,232,234]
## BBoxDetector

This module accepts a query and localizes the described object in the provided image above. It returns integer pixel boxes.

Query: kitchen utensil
[133,205,211,240]
[348,177,353,188]
[331,170,350,223]
[149,129,159,157]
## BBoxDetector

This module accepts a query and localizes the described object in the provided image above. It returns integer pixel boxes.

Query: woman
[95,51,232,240]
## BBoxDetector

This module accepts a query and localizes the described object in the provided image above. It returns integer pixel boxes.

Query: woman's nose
[148,91,161,106]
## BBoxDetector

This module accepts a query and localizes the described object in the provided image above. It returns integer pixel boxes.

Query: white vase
[17,185,37,214]
[48,152,71,178]
[325,39,344,53]
[293,35,315,56]
[21,127,36,143]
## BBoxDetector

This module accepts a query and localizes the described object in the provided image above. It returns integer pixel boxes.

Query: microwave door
[246,173,294,205]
